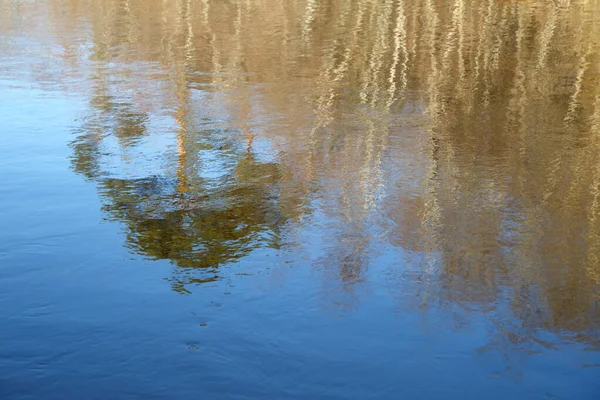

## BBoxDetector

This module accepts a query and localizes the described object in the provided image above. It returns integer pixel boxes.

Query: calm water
[1,0,600,398]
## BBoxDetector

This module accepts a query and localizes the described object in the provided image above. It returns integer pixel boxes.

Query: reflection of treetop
[75,130,286,258]
[99,168,283,271]
[70,86,291,289]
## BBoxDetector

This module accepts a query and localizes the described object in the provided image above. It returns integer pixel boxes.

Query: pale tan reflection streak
[386,0,408,109]
[184,0,195,64]
[490,2,511,74]
[301,0,317,46]
[419,0,443,278]
[279,0,290,71]
[406,0,419,71]
[320,1,390,211]
[231,1,254,152]
[591,97,600,223]
[161,0,174,62]
[588,95,600,280]
[525,1,599,313]
[330,0,368,86]
[506,3,549,294]
[173,0,194,193]
[359,114,382,212]
[488,1,512,109]
[581,1,600,279]
[537,0,558,70]
[99,1,117,61]
[564,45,592,125]
[420,135,442,277]
[323,0,381,241]
[0,0,11,24]
[359,0,382,104]
[474,0,494,107]
[440,0,464,84]
[456,0,466,82]
[582,110,599,280]
[506,3,529,197]
[313,0,354,127]
[549,32,594,206]
[123,0,139,45]
[200,0,222,88]
[564,48,599,205]
[307,0,361,183]
[359,0,393,106]
[423,0,439,112]
[433,0,462,207]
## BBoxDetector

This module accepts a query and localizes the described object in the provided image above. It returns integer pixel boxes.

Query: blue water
[1,1,599,398]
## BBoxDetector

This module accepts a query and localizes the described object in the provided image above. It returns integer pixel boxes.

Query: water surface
[1,0,600,398]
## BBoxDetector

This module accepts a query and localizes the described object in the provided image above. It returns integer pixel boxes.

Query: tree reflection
[98,154,284,294]
[59,0,600,346]
[71,92,290,293]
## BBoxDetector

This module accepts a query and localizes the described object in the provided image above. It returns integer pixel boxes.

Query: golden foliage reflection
[2,0,599,347]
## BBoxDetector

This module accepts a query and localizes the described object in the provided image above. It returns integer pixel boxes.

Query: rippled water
[1,0,600,398]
